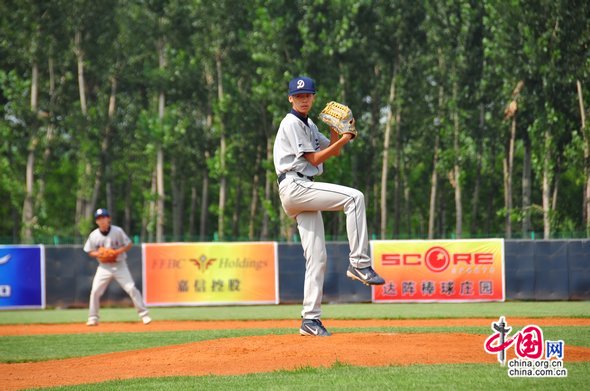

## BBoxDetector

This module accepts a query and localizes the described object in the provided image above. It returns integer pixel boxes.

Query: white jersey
[83,225,131,262]
[273,111,330,177]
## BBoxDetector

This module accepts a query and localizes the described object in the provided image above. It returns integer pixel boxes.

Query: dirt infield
[3,317,590,336]
[3,318,590,390]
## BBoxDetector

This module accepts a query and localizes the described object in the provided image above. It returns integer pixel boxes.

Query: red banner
[371,239,505,302]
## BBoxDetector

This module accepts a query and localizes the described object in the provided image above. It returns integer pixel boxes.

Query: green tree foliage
[1,0,588,243]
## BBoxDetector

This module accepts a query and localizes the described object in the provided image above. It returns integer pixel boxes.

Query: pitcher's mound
[4,332,590,390]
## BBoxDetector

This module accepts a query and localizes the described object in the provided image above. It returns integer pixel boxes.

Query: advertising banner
[142,242,278,306]
[371,239,504,302]
[0,245,45,309]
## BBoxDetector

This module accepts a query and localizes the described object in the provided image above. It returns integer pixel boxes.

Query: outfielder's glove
[96,247,118,263]
[319,101,357,139]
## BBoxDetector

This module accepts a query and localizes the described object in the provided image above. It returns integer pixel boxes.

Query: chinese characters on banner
[142,242,278,306]
[371,239,504,302]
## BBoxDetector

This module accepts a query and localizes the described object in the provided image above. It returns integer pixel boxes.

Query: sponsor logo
[424,247,450,272]
[355,269,370,280]
[151,254,268,271]
[190,255,216,272]
[381,246,493,273]
[0,254,11,265]
[302,323,320,335]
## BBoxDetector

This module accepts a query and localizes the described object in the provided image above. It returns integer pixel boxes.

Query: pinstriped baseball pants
[278,175,371,319]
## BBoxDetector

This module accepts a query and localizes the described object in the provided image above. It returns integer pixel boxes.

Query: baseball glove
[319,101,357,139]
[96,247,118,263]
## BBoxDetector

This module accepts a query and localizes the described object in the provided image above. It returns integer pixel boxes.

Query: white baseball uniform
[273,109,371,320]
[83,225,149,322]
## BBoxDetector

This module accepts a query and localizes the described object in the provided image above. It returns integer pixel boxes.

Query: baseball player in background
[83,208,151,326]
[273,76,385,337]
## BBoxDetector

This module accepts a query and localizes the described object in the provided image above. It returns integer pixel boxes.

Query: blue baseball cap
[288,76,316,96]
[94,208,110,219]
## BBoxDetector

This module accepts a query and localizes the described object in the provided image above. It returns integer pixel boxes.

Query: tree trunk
[438,184,446,237]
[12,205,20,242]
[261,138,272,240]
[124,174,132,235]
[37,57,57,221]
[403,176,411,235]
[156,32,166,242]
[199,174,210,241]
[22,139,37,243]
[87,162,102,220]
[487,141,498,233]
[452,79,462,238]
[216,53,227,241]
[200,151,210,241]
[503,116,516,238]
[249,144,262,240]
[428,50,446,240]
[552,158,561,212]
[232,178,242,239]
[74,29,92,235]
[148,167,157,243]
[74,31,87,116]
[428,131,440,239]
[105,76,117,215]
[471,104,484,235]
[105,173,113,214]
[393,104,402,236]
[178,180,185,239]
[372,182,379,237]
[21,61,39,242]
[428,75,444,239]
[171,159,182,241]
[156,145,165,242]
[542,129,552,239]
[380,71,396,239]
[503,81,524,239]
[30,60,38,114]
[370,64,382,236]
[577,80,589,236]
[522,132,532,237]
[188,185,198,239]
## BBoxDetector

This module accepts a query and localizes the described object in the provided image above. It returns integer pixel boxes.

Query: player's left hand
[96,247,118,263]
[319,101,358,139]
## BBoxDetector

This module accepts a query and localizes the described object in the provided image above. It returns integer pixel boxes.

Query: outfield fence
[18,239,585,308]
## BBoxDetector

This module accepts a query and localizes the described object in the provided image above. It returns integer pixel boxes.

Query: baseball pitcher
[273,76,385,337]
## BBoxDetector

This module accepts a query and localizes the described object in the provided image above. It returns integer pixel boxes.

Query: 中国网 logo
[484,316,567,378]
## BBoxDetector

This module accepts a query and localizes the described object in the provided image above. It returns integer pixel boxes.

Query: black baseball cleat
[346,265,385,286]
[300,319,332,336]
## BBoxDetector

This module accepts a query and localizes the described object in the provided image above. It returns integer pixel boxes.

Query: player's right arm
[303,132,352,167]
[83,233,99,258]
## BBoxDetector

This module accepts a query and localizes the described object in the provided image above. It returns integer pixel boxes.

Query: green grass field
[1,302,589,390]
[2,301,589,324]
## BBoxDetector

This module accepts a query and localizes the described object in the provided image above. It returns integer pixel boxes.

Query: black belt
[278,172,314,184]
